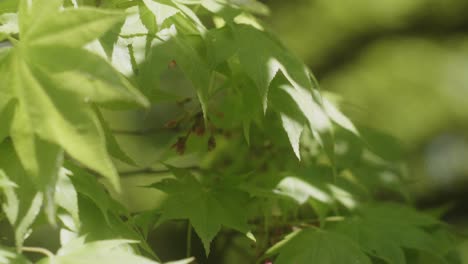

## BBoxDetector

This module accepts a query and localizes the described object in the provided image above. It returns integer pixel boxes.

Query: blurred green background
[262,0,468,259]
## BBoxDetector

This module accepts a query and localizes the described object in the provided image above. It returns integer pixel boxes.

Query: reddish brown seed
[194,125,205,136]
[208,135,216,151]
[171,136,186,155]
[168,59,177,68]
[224,131,232,138]
[164,120,178,129]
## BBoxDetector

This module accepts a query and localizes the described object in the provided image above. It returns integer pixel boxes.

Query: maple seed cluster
[168,111,218,155]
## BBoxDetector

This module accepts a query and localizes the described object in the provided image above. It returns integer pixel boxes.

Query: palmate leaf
[0,0,149,191]
[138,0,210,112]
[142,0,206,33]
[55,162,157,258]
[77,194,157,258]
[64,162,126,225]
[138,26,211,116]
[266,228,371,264]
[38,236,192,264]
[148,172,250,255]
[332,203,451,264]
[205,23,335,159]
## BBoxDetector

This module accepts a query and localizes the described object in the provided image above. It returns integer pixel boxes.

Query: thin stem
[120,33,151,39]
[207,71,216,95]
[21,246,54,259]
[111,127,180,135]
[127,44,139,75]
[119,166,201,177]
[186,220,192,258]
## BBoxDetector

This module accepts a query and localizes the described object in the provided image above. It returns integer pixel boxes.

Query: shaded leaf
[333,203,445,264]
[149,173,250,255]
[76,194,157,258]
[0,141,43,248]
[139,28,210,117]
[95,108,137,166]
[229,24,335,158]
[65,162,124,224]
[266,228,371,264]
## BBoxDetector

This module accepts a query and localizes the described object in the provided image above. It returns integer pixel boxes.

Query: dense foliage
[0,0,461,263]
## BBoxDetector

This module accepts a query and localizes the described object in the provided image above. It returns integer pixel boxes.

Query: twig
[119,166,201,177]
[111,128,180,135]
[21,246,54,259]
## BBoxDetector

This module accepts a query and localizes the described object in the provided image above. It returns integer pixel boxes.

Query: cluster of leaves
[0,0,460,263]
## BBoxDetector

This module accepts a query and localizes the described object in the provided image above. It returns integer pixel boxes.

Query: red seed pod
[168,59,177,68]
[208,135,216,151]
[171,136,186,155]
[191,115,205,136]
[224,131,232,138]
[194,125,205,136]
[164,120,178,129]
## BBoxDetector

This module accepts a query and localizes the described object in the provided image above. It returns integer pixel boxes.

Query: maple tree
[0,0,461,263]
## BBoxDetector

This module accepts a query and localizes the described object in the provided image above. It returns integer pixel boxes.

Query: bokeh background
[262,0,468,259]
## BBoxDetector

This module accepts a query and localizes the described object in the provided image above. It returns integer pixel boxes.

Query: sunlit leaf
[0,3,149,191]
[55,168,80,230]
[45,237,159,264]
[0,13,18,36]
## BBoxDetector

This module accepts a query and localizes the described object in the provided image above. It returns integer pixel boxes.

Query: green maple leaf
[266,228,371,264]
[0,0,149,190]
[138,26,211,118]
[206,23,336,159]
[149,173,251,255]
[39,237,159,264]
[0,141,44,248]
[141,0,206,33]
[333,203,449,264]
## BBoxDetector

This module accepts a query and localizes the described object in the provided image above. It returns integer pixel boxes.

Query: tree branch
[119,166,201,177]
